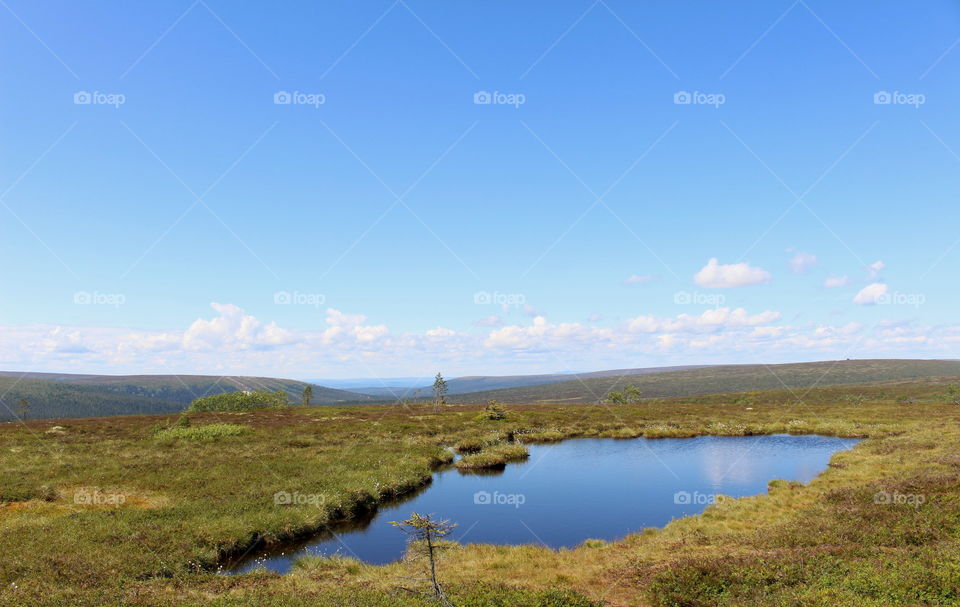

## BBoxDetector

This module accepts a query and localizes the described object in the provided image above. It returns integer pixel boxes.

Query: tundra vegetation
[2,377,960,605]
[185,390,290,412]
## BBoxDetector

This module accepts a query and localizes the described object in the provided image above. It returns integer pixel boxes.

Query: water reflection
[226,434,858,574]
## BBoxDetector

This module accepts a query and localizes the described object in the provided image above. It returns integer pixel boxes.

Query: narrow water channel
[227,434,858,574]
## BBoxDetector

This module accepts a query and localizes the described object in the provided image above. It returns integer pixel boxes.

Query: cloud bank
[2,301,957,378]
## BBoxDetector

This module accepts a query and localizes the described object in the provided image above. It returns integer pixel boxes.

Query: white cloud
[426,327,455,338]
[322,309,388,344]
[853,283,888,305]
[788,251,817,274]
[694,258,772,288]
[624,274,656,285]
[182,303,293,351]
[750,326,787,339]
[823,275,850,288]
[868,260,885,278]
[5,302,959,378]
[40,327,92,354]
[627,307,780,334]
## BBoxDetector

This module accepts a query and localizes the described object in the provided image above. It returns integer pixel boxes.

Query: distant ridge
[439,359,960,404]
[6,359,960,421]
[343,365,713,398]
[0,372,372,422]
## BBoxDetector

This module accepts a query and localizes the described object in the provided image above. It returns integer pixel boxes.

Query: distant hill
[0,372,372,422]
[0,376,185,421]
[346,365,711,398]
[441,359,960,404]
[7,360,960,421]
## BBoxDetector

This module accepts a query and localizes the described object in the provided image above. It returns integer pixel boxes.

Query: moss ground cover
[2,377,960,605]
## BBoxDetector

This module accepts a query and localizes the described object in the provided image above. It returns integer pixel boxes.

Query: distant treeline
[0,377,184,422]
[0,374,369,422]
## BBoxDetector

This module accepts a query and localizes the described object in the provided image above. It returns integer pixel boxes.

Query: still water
[228,434,858,573]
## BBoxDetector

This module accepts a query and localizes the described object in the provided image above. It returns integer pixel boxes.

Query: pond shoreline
[221,430,863,574]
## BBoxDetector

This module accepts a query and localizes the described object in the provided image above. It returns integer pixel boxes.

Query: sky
[2,0,960,380]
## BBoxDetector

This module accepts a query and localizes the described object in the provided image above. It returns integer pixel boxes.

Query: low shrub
[519,430,566,443]
[643,425,699,438]
[455,434,501,453]
[600,427,642,439]
[154,423,251,440]
[185,390,289,413]
[477,401,508,421]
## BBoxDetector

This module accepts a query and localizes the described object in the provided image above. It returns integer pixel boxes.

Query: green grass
[2,375,960,605]
[455,443,530,470]
[154,423,252,440]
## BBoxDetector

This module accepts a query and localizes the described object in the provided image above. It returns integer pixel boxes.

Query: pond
[226,434,859,574]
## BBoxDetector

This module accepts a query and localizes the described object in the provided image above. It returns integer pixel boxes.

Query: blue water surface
[229,434,858,573]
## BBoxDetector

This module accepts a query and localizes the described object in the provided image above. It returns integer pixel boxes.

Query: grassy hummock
[455,443,530,470]
[154,423,251,440]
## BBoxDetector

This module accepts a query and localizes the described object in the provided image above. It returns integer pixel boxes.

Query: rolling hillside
[346,365,711,398]
[0,377,185,421]
[442,359,960,404]
[0,372,372,421]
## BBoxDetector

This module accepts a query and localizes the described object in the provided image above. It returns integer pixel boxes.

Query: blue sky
[2,0,960,379]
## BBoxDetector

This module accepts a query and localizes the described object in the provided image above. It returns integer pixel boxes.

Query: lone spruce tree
[432,372,448,412]
[301,385,313,406]
[391,513,457,605]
